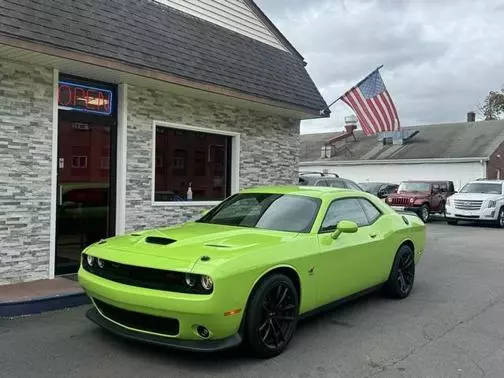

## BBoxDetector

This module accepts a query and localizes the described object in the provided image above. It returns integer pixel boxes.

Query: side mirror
[331,220,359,239]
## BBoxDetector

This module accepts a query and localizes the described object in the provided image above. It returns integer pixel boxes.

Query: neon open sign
[58,81,113,115]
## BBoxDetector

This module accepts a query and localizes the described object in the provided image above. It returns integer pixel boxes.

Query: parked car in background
[360,182,399,199]
[299,173,363,191]
[300,171,339,178]
[386,180,455,222]
[445,180,504,227]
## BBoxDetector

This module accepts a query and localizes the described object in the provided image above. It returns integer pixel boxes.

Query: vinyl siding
[154,0,288,51]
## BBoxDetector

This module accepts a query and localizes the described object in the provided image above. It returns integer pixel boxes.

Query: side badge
[308,267,315,275]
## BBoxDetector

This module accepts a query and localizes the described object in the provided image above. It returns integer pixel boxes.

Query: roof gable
[154,0,295,55]
[0,0,326,113]
[301,120,504,162]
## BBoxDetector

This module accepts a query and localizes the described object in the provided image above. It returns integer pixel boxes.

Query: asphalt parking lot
[1,221,504,378]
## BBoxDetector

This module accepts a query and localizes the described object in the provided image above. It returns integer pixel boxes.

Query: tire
[384,245,415,299]
[245,274,299,358]
[496,207,504,228]
[447,220,458,225]
[418,204,430,223]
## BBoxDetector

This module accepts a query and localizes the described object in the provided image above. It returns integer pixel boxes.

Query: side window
[327,180,346,188]
[346,181,362,191]
[359,199,381,224]
[315,180,329,187]
[320,198,369,232]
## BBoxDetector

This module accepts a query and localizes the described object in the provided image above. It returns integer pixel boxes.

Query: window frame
[151,121,240,207]
[318,196,383,234]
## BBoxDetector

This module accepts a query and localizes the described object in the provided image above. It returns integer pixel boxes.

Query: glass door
[55,78,117,275]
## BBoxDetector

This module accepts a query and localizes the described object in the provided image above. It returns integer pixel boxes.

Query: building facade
[0,0,327,284]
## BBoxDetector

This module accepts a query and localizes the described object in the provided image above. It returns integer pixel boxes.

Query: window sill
[152,201,220,207]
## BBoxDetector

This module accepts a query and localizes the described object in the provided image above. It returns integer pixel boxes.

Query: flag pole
[319,65,384,115]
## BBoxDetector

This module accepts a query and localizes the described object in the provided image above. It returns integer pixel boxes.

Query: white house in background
[300,119,504,190]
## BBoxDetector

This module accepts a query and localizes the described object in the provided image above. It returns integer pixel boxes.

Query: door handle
[369,233,378,239]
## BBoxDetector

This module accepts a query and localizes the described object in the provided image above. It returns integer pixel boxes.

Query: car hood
[89,222,298,267]
[450,193,503,201]
[389,191,430,199]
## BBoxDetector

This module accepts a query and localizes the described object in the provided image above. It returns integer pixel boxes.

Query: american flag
[341,69,400,136]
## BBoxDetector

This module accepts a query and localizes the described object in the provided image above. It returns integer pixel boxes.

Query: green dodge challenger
[79,186,425,357]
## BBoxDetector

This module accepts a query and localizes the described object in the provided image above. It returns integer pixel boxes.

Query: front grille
[82,255,212,294]
[94,298,179,336]
[454,200,482,210]
[454,214,480,219]
[391,197,411,206]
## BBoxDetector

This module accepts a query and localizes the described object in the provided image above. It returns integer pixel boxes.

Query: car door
[431,184,443,211]
[316,197,385,305]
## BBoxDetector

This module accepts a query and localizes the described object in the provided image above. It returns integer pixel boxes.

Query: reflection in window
[72,156,88,168]
[321,198,369,232]
[154,126,232,202]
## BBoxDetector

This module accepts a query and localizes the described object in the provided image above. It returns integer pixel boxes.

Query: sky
[255,0,504,134]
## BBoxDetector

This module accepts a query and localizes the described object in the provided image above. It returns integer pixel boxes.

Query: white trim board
[48,68,59,279]
[151,120,240,206]
[115,84,128,235]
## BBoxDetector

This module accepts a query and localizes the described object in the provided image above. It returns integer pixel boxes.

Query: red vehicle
[386,180,455,222]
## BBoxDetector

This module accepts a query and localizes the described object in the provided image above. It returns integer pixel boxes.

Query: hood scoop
[145,236,176,245]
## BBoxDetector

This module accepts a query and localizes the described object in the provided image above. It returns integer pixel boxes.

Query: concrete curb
[0,292,90,317]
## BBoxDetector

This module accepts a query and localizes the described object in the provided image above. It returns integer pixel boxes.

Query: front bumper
[445,205,497,221]
[391,205,421,214]
[78,268,244,344]
[86,307,242,352]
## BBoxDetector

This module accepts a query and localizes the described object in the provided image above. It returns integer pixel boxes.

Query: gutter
[299,157,490,166]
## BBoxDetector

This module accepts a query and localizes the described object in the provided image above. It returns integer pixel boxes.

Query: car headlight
[86,255,95,267]
[201,275,214,291]
[97,258,105,269]
[487,200,497,208]
[409,198,415,204]
[185,273,197,287]
[446,198,452,207]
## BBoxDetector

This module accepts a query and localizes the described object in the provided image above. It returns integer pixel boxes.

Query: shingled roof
[301,120,504,162]
[0,0,327,114]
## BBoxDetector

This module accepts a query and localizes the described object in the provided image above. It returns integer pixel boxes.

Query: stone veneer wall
[0,58,54,284]
[125,85,300,231]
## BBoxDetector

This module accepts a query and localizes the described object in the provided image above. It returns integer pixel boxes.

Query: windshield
[460,183,503,194]
[360,183,382,193]
[197,193,321,233]
[398,182,431,192]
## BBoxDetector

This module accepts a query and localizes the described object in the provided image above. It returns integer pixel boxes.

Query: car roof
[468,180,504,184]
[241,185,353,199]
[401,180,452,184]
[360,182,393,185]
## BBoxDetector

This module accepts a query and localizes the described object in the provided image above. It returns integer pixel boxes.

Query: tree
[479,88,504,120]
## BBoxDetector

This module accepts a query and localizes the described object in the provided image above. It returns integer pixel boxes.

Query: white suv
[445,180,504,227]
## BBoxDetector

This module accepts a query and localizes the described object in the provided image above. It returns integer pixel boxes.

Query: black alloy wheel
[385,245,415,299]
[245,274,299,358]
[419,204,430,223]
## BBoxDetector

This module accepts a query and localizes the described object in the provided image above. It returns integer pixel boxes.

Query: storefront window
[154,126,232,202]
